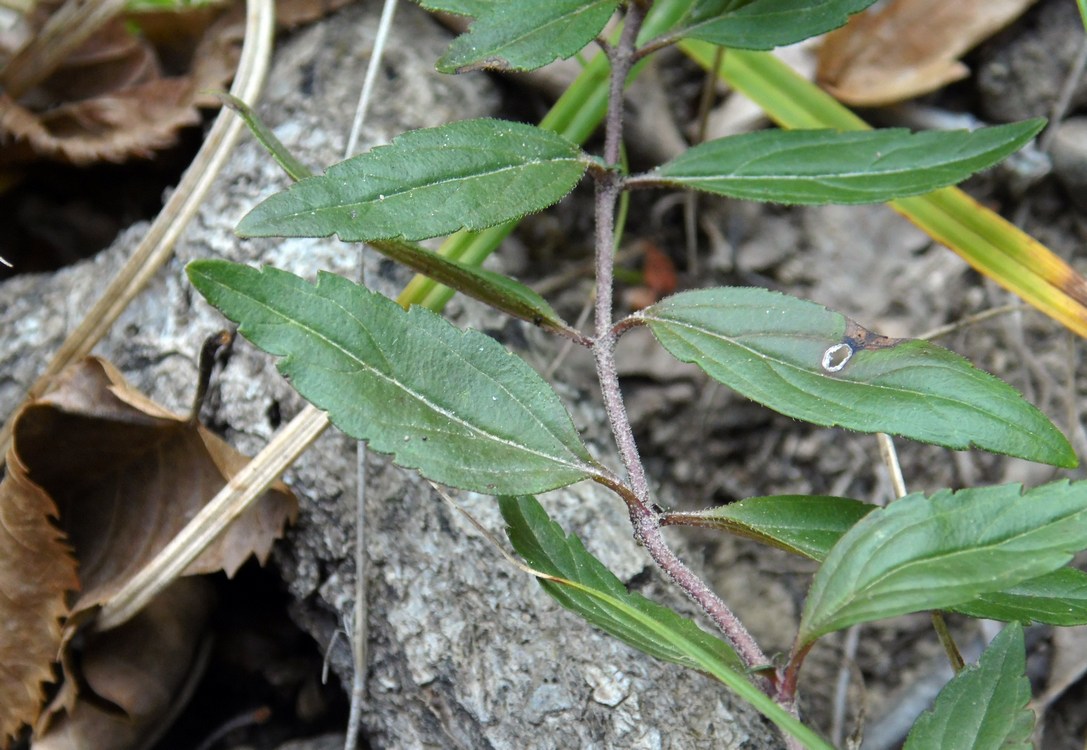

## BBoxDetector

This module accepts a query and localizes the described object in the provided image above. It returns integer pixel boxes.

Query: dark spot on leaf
[823,319,907,373]
[843,318,906,352]
[457,57,514,74]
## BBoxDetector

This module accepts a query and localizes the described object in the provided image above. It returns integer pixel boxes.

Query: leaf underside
[904,623,1034,750]
[437,0,620,73]
[669,494,873,560]
[187,261,598,495]
[368,238,570,332]
[639,287,1076,467]
[799,481,1087,642]
[651,120,1045,204]
[500,495,744,673]
[236,118,586,243]
[673,0,881,50]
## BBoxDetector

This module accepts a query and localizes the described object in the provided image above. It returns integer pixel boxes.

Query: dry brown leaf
[623,241,678,311]
[17,19,161,106]
[0,78,202,165]
[0,6,238,166]
[0,357,296,742]
[275,0,355,29]
[34,578,214,750]
[642,242,678,300]
[817,0,1039,106]
[0,449,80,744]
[16,357,297,614]
[0,0,350,165]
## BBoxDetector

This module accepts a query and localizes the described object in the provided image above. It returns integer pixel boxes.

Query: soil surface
[4,1,1087,748]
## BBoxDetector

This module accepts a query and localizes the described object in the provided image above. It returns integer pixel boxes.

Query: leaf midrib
[215,273,594,476]
[665,139,1004,184]
[645,312,1042,444]
[278,153,581,224]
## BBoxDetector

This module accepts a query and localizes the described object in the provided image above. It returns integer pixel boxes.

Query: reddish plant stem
[632,511,771,674]
[780,640,814,707]
[593,2,651,507]
[588,3,771,678]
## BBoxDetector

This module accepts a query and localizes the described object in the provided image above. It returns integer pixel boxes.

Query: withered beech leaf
[0,6,237,166]
[34,578,214,750]
[816,0,1038,106]
[274,0,357,29]
[0,357,296,740]
[13,357,297,617]
[0,449,80,745]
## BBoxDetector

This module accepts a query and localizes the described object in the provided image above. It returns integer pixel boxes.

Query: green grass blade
[500,495,834,750]
[216,92,314,181]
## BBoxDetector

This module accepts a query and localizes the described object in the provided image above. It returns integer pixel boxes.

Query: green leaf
[798,481,1087,643]
[214,93,569,331]
[404,0,694,311]
[953,568,1087,626]
[500,495,744,673]
[638,287,1076,468]
[668,493,1087,626]
[236,118,587,243]
[499,496,835,750]
[682,43,1087,340]
[415,0,493,16]
[904,623,1034,750]
[665,495,873,559]
[671,0,877,49]
[186,261,599,494]
[640,121,1045,204]
[368,239,572,334]
[437,0,620,73]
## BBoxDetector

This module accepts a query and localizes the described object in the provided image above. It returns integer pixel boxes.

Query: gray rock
[0,4,782,749]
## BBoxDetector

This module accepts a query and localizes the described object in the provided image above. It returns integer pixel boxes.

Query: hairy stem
[632,512,771,674]
[588,3,770,677]
[593,3,650,506]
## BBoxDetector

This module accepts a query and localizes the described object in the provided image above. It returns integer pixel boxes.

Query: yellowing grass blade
[682,40,1087,339]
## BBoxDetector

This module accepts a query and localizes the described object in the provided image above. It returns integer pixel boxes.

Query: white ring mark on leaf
[822,343,853,373]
